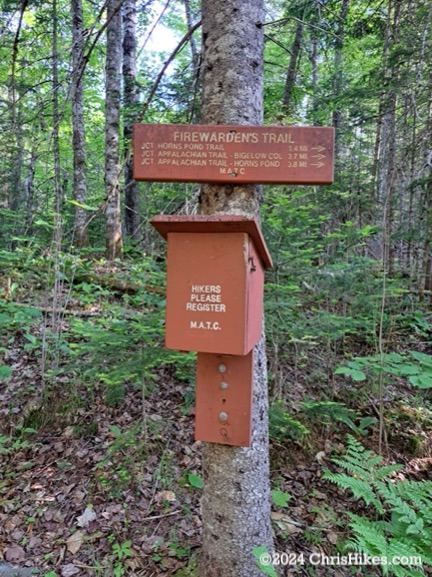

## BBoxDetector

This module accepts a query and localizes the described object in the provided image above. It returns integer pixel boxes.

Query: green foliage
[0,431,34,455]
[269,399,376,443]
[95,424,148,497]
[271,489,292,508]
[186,473,203,490]
[269,401,310,443]
[336,351,432,390]
[252,546,278,577]
[324,436,432,575]
[300,400,376,435]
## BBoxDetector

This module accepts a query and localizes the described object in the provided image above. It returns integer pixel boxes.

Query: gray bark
[282,21,303,112]
[331,0,349,159]
[52,0,62,248]
[105,0,123,259]
[123,0,140,240]
[24,145,36,231]
[199,1,274,576]
[376,0,400,273]
[183,0,200,122]
[71,0,88,248]
[183,0,199,73]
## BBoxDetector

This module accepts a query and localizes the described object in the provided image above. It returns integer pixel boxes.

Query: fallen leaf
[66,531,84,554]
[327,530,339,544]
[156,490,176,503]
[4,545,25,563]
[61,563,80,577]
[76,506,97,528]
[270,511,301,535]
[315,450,326,464]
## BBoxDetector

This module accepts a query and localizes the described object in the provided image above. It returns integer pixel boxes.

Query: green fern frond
[325,437,432,576]
[346,513,388,553]
[323,471,384,513]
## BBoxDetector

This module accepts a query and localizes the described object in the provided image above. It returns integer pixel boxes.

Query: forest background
[0,0,432,576]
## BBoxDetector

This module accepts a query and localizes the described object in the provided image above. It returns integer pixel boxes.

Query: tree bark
[376,0,400,274]
[282,21,303,113]
[199,1,274,576]
[105,0,123,259]
[52,0,62,247]
[183,0,200,122]
[123,0,140,240]
[71,0,88,248]
[332,0,349,160]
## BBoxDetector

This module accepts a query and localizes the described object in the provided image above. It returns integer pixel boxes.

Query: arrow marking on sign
[312,153,326,160]
[311,146,326,152]
[310,162,325,168]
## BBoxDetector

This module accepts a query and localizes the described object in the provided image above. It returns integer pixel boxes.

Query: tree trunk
[71,0,88,248]
[423,135,432,292]
[282,21,303,113]
[183,0,200,122]
[24,145,37,232]
[52,0,62,247]
[123,0,140,240]
[8,0,28,244]
[199,1,274,576]
[105,0,123,259]
[183,0,199,73]
[332,0,349,160]
[376,0,400,274]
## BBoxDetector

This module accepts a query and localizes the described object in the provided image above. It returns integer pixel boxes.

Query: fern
[324,436,432,576]
[323,471,385,513]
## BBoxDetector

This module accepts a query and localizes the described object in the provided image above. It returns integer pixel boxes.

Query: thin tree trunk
[8,0,28,245]
[377,0,400,274]
[423,130,432,293]
[332,0,349,159]
[183,0,200,122]
[183,0,199,73]
[282,21,303,113]
[123,0,140,240]
[24,145,37,232]
[199,1,273,576]
[71,0,88,248]
[105,0,123,259]
[52,0,62,244]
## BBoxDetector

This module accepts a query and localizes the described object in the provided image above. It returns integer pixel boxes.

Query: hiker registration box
[151,215,272,355]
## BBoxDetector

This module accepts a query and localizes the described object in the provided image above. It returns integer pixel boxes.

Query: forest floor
[1,258,432,577]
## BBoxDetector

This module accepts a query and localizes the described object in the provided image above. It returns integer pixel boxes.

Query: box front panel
[165,232,248,354]
[195,352,253,446]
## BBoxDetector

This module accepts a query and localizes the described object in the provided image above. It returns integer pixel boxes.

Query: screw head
[218,364,227,373]
[220,382,229,390]
[219,412,228,422]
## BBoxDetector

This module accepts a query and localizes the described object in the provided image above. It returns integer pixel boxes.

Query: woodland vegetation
[0,0,432,576]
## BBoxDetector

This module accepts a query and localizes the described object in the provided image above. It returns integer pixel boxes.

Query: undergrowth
[324,436,432,576]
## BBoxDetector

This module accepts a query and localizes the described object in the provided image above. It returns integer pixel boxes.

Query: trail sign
[133,124,334,185]
[135,122,334,446]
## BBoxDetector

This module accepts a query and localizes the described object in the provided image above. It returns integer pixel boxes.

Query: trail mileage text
[133,124,334,185]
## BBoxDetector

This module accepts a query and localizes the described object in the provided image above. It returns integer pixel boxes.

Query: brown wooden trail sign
[133,124,334,185]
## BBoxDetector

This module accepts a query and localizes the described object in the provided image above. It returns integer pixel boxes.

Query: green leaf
[271,489,291,508]
[67,199,99,212]
[409,351,432,367]
[252,546,278,577]
[409,375,432,389]
[335,367,366,381]
[187,473,203,489]
[0,365,12,379]
[34,219,53,229]
[109,425,122,437]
